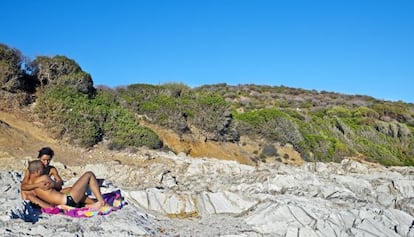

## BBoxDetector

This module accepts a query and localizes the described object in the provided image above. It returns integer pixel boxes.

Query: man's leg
[69,171,104,208]
[60,187,72,194]
[60,186,95,205]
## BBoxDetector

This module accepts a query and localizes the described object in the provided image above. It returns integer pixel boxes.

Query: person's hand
[39,180,54,190]
[45,181,54,190]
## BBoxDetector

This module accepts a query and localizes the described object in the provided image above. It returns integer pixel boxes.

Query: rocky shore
[1,150,414,236]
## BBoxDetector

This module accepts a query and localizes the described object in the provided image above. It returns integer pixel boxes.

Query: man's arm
[20,169,41,191]
[31,175,54,197]
[49,167,64,191]
[21,169,53,191]
[32,175,66,206]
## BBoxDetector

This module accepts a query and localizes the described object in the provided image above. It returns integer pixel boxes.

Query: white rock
[2,150,414,236]
[198,191,257,215]
[393,180,414,197]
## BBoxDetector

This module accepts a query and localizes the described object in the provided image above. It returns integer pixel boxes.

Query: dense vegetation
[0,44,162,150]
[34,86,162,149]
[1,43,414,165]
[116,83,238,142]
[203,84,414,165]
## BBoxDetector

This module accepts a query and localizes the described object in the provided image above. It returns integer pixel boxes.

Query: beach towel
[41,189,126,218]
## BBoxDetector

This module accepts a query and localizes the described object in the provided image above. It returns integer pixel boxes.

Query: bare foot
[57,204,72,210]
[86,201,105,210]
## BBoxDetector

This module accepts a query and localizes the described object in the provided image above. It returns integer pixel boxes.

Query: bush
[32,55,94,95]
[0,44,32,92]
[190,93,238,141]
[326,106,352,117]
[35,86,162,149]
[118,84,239,141]
[235,108,303,148]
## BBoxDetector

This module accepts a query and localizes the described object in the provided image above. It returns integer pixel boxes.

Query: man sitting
[21,147,64,203]
[25,160,105,209]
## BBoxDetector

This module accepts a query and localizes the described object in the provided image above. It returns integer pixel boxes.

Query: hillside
[0,110,110,167]
[2,125,414,236]
[1,105,414,236]
[1,43,414,166]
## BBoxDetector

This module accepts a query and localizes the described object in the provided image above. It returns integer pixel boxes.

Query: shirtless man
[21,147,64,201]
[27,160,105,209]
[20,147,66,207]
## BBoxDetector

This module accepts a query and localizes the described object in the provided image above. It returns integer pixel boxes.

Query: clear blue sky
[2,0,413,102]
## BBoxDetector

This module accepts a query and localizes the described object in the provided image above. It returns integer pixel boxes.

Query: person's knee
[84,171,96,178]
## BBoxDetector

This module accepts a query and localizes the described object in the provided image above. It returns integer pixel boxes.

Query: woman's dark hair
[37,147,54,158]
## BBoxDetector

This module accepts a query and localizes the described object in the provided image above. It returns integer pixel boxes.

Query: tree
[0,44,24,92]
[31,55,95,95]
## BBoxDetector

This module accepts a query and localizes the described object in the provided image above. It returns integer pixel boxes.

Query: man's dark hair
[37,147,54,158]
[28,160,44,174]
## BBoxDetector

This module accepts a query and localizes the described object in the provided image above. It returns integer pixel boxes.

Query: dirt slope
[0,109,304,171]
[0,111,54,160]
[0,110,181,172]
[0,110,109,167]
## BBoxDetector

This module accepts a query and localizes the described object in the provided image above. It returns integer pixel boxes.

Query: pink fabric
[41,190,126,218]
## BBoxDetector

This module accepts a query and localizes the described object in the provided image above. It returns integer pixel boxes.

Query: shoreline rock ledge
[1,151,414,236]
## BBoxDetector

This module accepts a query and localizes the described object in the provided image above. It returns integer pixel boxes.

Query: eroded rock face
[2,152,414,236]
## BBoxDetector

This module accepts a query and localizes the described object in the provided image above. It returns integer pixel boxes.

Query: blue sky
[2,0,413,102]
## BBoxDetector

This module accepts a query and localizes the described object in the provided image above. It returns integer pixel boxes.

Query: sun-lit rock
[2,153,414,236]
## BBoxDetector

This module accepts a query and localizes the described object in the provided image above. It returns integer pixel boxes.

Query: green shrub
[235,108,303,148]
[119,84,238,141]
[326,106,352,117]
[353,106,379,119]
[35,86,99,146]
[103,107,162,149]
[35,86,162,149]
